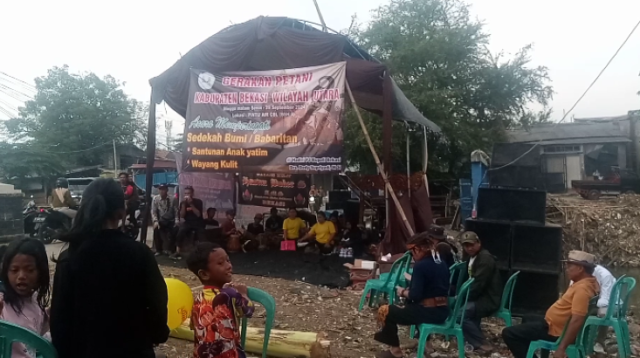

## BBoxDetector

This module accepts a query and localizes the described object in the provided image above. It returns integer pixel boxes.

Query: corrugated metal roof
[508,121,629,144]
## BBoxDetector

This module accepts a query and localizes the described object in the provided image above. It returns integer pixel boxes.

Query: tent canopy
[149,16,440,132]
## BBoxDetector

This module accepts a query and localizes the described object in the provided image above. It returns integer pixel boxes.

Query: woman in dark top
[51,178,169,358]
[374,232,450,358]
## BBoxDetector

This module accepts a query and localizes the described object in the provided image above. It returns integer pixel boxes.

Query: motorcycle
[35,207,76,244]
[23,199,39,237]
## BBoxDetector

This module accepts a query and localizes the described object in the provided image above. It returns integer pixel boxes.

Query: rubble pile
[547,194,640,267]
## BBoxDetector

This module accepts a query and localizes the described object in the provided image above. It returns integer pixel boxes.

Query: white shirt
[570,265,615,308]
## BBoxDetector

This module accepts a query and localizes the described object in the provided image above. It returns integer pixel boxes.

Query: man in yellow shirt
[282,207,306,241]
[301,212,336,255]
[502,250,599,358]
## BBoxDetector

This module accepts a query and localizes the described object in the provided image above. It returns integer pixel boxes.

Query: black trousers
[175,223,205,249]
[502,317,557,358]
[374,304,449,347]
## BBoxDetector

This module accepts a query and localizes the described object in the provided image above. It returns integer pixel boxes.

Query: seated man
[151,184,176,256]
[172,185,205,260]
[460,231,503,352]
[502,250,600,358]
[204,207,219,229]
[300,211,336,255]
[374,232,450,358]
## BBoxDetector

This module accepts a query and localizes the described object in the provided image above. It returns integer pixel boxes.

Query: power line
[46,141,113,154]
[0,72,36,90]
[489,18,640,172]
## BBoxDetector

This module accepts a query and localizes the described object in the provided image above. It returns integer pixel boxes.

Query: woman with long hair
[50,178,169,358]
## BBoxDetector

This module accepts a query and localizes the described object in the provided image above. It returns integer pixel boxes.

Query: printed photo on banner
[238,173,310,209]
[182,62,346,173]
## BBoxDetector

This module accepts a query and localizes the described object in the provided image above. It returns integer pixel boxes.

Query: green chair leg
[358,287,371,311]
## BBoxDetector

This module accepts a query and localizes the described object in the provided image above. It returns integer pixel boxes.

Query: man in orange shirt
[502,250,599,358]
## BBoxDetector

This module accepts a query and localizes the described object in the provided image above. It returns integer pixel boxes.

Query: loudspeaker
[476,187,547,224]
[490,143,545,189]
[328,190,351,203]
[463,219,511,269]
[511,223,563,273]
[343,199,361,225]
[511,270,560,316]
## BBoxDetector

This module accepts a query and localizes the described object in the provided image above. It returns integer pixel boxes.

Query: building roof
[508,121,630,145]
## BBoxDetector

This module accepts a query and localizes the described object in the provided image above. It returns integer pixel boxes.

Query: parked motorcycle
[23,199,39,237]
[35,207,76,244]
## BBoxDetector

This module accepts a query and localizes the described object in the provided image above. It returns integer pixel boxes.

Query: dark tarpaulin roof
[149,16,440,132]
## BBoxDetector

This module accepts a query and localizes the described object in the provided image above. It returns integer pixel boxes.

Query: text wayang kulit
[183,62,346,173]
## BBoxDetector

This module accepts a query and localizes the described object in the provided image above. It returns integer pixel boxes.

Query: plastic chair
[379,251,413,288]
[358,253,411,311]
[526,296,599,358]
[240,287,276,358]
[584,276,636,358]
[447,262,468,307]
[493,271,520,327]
[409,278,475,358]
[0,320,57,358]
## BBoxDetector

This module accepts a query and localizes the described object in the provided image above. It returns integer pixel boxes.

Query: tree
[2,66,149,169]
[346,0,554,176]
[0,142,62,180]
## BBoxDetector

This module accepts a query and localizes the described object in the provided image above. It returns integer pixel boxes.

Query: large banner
[174,153,235,216]
[238,173,311,209]
[183,62,346,173]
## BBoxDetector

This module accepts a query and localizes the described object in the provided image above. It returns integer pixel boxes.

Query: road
[44,227,155,258]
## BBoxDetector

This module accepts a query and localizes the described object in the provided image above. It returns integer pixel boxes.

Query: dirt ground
[155,266,517,358]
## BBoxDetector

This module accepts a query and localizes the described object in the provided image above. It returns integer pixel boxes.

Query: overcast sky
[1,0,639,143]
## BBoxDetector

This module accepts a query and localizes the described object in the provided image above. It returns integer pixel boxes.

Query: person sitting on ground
[241,213,264,252]
[374,232,450,358]
[573,262,615,354]
[460,231,503,353]
[186,242,254,358]
[221,209,239,238]
[204,208,219,229]
[247,213,264,236]
[173,186,205,260]
[300,211,336,255]
[282,207,305,242]
[152,184,176,256]
[265,207,284,233]
[502,250,600,358]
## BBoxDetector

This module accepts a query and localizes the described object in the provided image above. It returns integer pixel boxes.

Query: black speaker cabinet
[476,187,547,224]
[463,219,511,269]
[511,270,560,316]
[511,223,562,273]
[328,190,352,203]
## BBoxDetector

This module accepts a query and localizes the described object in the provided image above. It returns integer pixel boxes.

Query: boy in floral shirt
[187,242,254,358]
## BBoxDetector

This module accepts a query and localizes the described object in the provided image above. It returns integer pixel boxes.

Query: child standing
[0,238,51,358]
[186,242,255,358]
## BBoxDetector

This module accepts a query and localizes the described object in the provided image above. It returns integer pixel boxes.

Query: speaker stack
[465,187,561,315]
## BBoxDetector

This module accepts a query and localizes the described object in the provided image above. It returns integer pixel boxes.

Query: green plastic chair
[408,278,475,358]
[584,276,636,358]
[492,271,520,327]
[379,251,413,288]
[447,262,468,305]
[0,320,57,358]
[525,296,599,358]
[358,253,411,311]
[240,287,276,358]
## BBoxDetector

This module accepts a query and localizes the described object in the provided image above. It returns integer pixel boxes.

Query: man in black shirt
[265,207,284,232]
[172,186,205,260]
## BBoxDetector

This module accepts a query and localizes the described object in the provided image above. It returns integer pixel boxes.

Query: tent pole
[405,122,411,199]
[345,81,414,236]
[423,125,430,196]
[383,72,393,233]
[140,96,157,244]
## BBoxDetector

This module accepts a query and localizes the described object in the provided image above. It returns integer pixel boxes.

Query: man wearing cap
[460,231,503,352]
[151,184,176,256]
[502,250,600,358]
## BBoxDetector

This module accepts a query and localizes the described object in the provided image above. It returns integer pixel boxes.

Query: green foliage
[0,142,61,180]
[346,0,554,176]
[2,65,148,171]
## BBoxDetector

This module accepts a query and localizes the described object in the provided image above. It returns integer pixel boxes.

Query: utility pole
[312,0,327,32]
[112,139,118,174]
[165,119,173,151]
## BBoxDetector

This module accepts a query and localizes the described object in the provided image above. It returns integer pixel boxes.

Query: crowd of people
[0,177,623,358]
[374,226,617,358]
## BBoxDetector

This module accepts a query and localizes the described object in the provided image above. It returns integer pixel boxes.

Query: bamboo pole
[422,125,430,196]
[345,81,415,236]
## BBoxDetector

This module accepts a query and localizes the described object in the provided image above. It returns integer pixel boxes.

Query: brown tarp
[148,16,439,132]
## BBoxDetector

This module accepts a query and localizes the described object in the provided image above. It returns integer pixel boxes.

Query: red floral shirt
[191,286,254,358]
